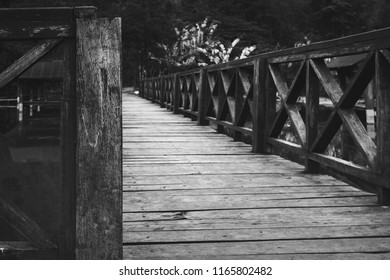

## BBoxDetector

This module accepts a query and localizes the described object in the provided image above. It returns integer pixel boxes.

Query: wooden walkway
[122,93,390,260]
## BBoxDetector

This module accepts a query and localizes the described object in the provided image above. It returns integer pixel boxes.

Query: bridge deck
[122,93,390,260]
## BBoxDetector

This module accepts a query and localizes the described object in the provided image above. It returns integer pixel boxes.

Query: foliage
[154,18,256,69]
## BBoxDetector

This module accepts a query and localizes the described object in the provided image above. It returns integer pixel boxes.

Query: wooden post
[75,17,122,259]
[139,80,143,97]
[59,6,97,260]
[376,52,390,205]
[160,77,165,108]
[305,60,320,173]
[173,74,180,114]
[197,69,208,125]
[252,58,268,153]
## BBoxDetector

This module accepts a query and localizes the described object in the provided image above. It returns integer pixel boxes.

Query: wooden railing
[140,27,390,205]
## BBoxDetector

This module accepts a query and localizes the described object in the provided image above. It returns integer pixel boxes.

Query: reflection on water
[0,81,61,243]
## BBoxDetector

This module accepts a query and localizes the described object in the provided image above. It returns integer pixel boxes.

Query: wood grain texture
[376,51,390,204]
[76,17,122,260]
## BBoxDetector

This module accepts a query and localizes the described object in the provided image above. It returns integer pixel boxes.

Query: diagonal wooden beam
[340,108,377,167]
[0,197,56,249]
[310,58,344,104]
[235,99,251,127]
[340,53,375,108]
[268,106,289,138]
[0,39,62,90]
[268,62,306,146]
[309,57,377,168]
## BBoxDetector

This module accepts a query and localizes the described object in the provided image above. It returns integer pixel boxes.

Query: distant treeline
[1,0,390,85]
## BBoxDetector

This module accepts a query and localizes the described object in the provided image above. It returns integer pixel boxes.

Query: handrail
[140,27,390,205]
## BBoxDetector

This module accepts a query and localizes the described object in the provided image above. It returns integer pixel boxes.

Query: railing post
[75,16,123,259]
[151,78,155,102]
[173,74,180,114]
[305,59,320,173]
[140,80,145,98]
[146,79,150,100]
[252,58,268,153]
[197,69,208,125]
[376,52,390,205]
[160,77,165,108]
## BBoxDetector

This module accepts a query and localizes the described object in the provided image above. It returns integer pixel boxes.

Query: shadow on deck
[122,93,390,260]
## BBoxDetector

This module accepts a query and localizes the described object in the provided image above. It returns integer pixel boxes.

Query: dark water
[0,102,61,242]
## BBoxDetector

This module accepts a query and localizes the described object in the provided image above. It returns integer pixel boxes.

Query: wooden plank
[124,237,390,259]
[0,198,56,249]
[0,21,71,40]
[125,161,302,176]
[124,205,387,222]
[0,39,62,90]
[76,17,122,259]
[124,224,390,244]
[124,193,376,212]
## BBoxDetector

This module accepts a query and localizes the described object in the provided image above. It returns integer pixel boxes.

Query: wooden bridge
[127,27,390,259]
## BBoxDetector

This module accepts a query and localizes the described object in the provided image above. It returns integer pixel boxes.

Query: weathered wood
[376,51,390,205]
[124,237,390,259]
[0,198,56,249]
[305,60,320,172]
[197,69,208,125]
[124,192,375,212]
[268,63,307,146]
[0,39,62,90]
[124,205,384,222]
[76,17,122,259]
[124,224,390,244]
[160,76,165,107]
[0,22,71,40]
[310,59,343,103]
[173,74,180,114]
[252,59,266,152]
